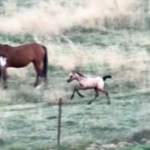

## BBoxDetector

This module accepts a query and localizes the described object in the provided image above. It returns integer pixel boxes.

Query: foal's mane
[74,71,85,77]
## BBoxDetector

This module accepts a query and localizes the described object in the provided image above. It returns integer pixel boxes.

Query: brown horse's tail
[42,45,48,79]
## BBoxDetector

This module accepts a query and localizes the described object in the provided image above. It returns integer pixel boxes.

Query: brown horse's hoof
[34,83,38,87]
[3,86,8,89]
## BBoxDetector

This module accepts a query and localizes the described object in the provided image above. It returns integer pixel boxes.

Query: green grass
[120,145,150,150]
[0,93,150,150]
[0,33,34,44]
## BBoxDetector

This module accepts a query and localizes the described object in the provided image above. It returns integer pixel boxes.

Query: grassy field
[0,93,150,150]
[0,0,150,150]
[0,30,150,150]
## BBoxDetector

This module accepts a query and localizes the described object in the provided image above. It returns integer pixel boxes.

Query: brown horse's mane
[0,43,11,48]
[0,43,8,46]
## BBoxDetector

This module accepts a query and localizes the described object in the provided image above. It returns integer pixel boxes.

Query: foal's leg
[100,89,111,105]
[76,89,84,98]
[71,87,85,100]
[70,89,76,100]
[88,88,99,105]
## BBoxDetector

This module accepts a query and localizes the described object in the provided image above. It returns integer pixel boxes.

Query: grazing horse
[67,71,112,105]
[0,42,48,88]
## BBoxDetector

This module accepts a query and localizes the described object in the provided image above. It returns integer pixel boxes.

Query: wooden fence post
[57,98,62,146]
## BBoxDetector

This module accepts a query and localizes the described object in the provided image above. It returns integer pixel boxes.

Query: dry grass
[0,0,147,34]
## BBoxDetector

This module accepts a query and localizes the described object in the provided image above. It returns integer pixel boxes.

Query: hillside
[0,0,150,150]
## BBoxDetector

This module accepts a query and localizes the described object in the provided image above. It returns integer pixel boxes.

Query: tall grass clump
[11,87,44,103]
[0,0,149,35]
[0,33,34,44]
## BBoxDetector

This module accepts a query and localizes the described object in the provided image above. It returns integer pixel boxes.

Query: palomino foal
[67,71,112,105]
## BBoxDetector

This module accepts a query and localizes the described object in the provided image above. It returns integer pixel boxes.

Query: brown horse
[0,42,48,88]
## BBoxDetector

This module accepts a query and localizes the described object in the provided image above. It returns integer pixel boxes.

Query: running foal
[67,71,112,105]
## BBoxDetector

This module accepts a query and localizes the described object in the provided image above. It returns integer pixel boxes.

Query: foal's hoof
[107,102,111,105]
[87,101,92,105]
[70,95,74,100]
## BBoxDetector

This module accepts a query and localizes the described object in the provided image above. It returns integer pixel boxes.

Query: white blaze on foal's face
[67,72,77,82]
[67,72,74,82]
[0,56,7,67]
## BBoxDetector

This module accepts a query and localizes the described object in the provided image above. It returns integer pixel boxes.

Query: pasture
[0,30,150,150]
[0,0,150,149]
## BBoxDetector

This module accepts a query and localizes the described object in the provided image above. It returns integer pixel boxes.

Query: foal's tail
[103,75,112,81]
[42,45,48,79]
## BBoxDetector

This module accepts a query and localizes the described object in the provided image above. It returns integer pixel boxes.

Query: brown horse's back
[6,43,44,68]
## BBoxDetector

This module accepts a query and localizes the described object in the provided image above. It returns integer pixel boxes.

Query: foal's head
[67,71,84,83]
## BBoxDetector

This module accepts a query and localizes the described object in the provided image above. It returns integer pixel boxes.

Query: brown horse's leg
[88,88,99,105]
[0,66,1,82]
[2,66,8,89]
[33,62,42,87]
[99,89,111,105]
